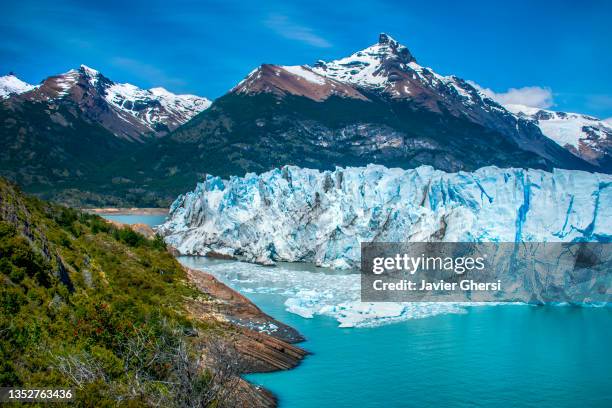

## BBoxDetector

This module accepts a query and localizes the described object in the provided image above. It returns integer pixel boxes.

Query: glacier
[158,164,612,269]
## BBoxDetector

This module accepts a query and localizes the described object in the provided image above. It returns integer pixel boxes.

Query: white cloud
[604,118,612,126]
[265,14,331,48]
[467,80,553,109]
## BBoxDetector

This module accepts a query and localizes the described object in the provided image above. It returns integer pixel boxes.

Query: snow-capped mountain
[235,33,500,109]
[10,65,210,141]
[163,33,595,184]
[0,65,212,206]
[1,34,608,208]
[158,164,611,268]
[0,74,36,98]
[103,78,211,136]
[505,104,611,169]
[311,33,482,105]
[232,64,368,101]
[235,33,531,125]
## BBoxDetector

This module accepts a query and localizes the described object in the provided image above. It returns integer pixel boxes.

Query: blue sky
[2,0,611,118]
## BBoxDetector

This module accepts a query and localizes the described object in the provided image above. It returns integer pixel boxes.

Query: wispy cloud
[468,81,553,109]
[110,57,185,89]
[265,14,331,48]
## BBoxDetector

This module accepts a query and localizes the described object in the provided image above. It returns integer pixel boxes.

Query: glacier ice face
[158,165,612,268]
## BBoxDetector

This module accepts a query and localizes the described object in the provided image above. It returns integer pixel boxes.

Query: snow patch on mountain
[281,65,326,85]
[55,70,81,96]
[0,74,36,98]
[100,79,211,130]
[506,104,611,168]
[159,165,611,269]
[311,40,393,88]
[17,65,211,137]
[506,104,611,150]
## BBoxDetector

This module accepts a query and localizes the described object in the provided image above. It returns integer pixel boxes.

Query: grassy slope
[0,178,231,406]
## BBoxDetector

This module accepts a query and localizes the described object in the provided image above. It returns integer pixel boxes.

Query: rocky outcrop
[184,267,304,344]
[185,267,307,407]
[101,216,307,406]
[0,179,74,291]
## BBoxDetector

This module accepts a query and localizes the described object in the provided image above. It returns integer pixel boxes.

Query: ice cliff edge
[158,165,611,268]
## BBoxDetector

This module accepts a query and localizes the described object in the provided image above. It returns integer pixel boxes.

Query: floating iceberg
[179,257,470,328]
[159,165,611,268]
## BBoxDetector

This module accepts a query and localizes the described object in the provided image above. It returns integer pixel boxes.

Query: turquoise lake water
[244,294,612,408]
[101,214,167,227]
[107,216,612,407]
[180,257,612,408]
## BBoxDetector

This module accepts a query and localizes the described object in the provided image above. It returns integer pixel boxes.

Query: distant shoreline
[84,208,169,215]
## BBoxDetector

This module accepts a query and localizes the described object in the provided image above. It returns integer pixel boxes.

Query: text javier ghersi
[370,254,501,292]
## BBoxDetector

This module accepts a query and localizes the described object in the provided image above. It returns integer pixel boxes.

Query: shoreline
[105,218,307,407]
[184,266,308,407]
[84,207,169,215]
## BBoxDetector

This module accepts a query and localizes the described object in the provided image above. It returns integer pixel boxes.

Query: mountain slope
[0,177,214,403]
[0,68,211,206]
[0,98,138,204]
[506,104,611,170]
[144,33,595,189]
[12,65,210,141]
[0,178,304,406]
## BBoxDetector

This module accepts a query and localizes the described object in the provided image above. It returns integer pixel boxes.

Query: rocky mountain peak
[310,33,419,90]
[4,65,211,141]
[373,33,415,63]
[79,64,100,77]
[75,64,113,90]
[376,33,414,62]
[378,32,394,44]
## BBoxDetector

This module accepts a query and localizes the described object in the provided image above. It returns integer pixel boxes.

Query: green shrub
[0,178,225,406]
